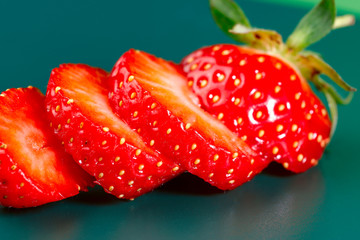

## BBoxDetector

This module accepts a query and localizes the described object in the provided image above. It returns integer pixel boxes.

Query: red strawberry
[0,87,93,208]
[180,0,356,173]
[181,44,331,172]
[108,49,268,190]
[45,64,182,200]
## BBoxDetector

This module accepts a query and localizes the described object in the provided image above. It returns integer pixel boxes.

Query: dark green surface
[0,0,359,239]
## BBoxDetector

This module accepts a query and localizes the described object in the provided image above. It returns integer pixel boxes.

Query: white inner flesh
[131,52,255,156]
[59,66,153,153]
[0,99,65,184]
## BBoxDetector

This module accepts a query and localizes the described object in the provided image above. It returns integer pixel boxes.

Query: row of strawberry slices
[0,48,331,208]
[1,0,356,208]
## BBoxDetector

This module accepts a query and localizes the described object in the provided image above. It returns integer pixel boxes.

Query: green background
[0,0,359,239]
[259,0,360,16]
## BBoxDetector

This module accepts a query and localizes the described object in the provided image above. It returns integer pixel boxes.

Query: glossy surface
[181,44,331,173]
[108,49,267,190]
[46,64,181,199]
[0,0,359,239]
[0,88,93,208]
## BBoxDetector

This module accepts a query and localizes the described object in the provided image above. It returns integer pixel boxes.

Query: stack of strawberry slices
[0,0,355,208]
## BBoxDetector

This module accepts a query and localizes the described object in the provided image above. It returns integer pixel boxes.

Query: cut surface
[120,50,252,154]
[0,87,93,208]
[58,65,147,146]
[108,49,269,190]
[46,64,182,199]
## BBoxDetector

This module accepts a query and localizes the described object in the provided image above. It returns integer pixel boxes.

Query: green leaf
[324,89,338,138]
[210,0,251,41]
[286,0,336,51]
[296,52,357,92]
[313,76,354,139]
[313,76,354,105]
[229,24,283,51]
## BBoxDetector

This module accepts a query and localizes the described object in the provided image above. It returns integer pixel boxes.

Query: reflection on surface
[218,167,325,239]
[0,166,324,240]
[153,166,325,239]
[0,0,331,238]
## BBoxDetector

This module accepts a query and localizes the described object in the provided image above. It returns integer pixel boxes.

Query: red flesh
[0,87,93,208]
[45,64,182,199]
[108,49,269,190]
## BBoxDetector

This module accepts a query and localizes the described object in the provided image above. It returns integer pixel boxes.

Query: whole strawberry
[181,0,356,173]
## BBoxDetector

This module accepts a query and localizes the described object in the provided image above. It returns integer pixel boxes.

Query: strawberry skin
[108,49,269,190]
[45,64,182,199]
[181,44,332,172]
[0,87,93,208]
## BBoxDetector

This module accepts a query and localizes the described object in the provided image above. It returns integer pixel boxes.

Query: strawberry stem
[333,15,356,29]
[229,25,283,51]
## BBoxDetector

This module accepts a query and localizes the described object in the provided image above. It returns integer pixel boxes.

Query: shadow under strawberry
[262,162,297,177]
[0,205,49,214]
[157,173,225,195]
[69,186,123,205]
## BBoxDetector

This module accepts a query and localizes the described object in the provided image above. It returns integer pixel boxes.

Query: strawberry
[180,0,356,173]
[181,44,331,172]
[0,87,93,208]
[107,49,268,190]
[45,64,182,199]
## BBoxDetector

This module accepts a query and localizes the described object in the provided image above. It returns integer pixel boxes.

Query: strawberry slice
[108,49,268,190]
[45,64,182,199]
[181,44,332,173]
[0,87,93,208]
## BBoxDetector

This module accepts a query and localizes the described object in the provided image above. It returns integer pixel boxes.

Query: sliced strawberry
[108,49,268,190]
[0,87,93,208]
[45,64,182,199]
[181,44,332,173]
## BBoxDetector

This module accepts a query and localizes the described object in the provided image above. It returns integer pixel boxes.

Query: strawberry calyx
[210,0,356,134]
